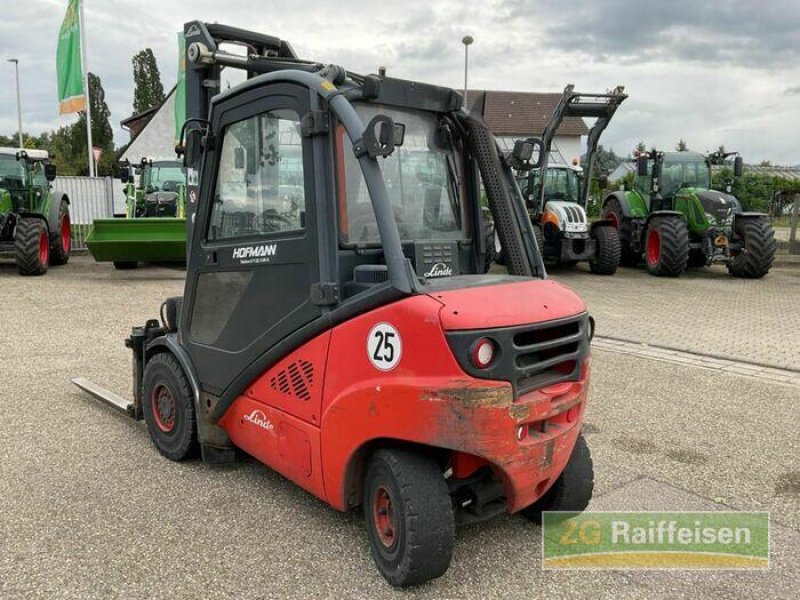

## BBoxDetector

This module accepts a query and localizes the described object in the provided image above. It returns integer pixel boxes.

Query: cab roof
[0,147,50,160]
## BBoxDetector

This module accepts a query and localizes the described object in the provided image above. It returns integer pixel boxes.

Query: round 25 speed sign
[367,322,402,371]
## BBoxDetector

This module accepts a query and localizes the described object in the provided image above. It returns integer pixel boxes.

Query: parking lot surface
[1,256,798,599]
[549,262,800,371]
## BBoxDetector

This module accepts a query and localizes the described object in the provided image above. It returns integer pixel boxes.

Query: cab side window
[208,109,306,241]
[31,162,48,191]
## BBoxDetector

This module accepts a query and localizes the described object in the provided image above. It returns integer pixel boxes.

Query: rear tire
[15,217,49,276]
[142,353,199,461]
[727,217,775,279]
[589,225,620,275]
[49,199,71,266]
[113,261,139,270]
[520,434,593,524]
[601,197,639,266]
[644,216,688,277]
[364,449,454,587]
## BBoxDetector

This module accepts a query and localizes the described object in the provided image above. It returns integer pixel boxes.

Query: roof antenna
[378,66,386,78]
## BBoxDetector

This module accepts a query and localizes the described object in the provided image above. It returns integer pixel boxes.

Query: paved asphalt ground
[1,256,798,599]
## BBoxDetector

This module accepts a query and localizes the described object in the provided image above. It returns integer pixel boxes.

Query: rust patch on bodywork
[508,403,530,421]
[422,382,511,408]
[540,439,555,470]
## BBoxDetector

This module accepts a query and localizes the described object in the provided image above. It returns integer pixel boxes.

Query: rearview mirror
[184,129,203,169]
[44,163,57,182]
[598,175,608,190]
[117,166,130,183]
[380,121,405,147]
[510,138,544,171]
[637,155,649,177]
[734,156,744,178]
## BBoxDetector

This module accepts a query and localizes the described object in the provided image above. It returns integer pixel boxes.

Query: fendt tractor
[0,147,71,276]
[120,157,186,219]
[602,150,776,277]
[75,22,597,586]
[517,84,627,275]
[85,157,187,269]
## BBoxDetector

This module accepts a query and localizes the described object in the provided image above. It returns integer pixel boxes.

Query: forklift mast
[537,84,627,210]
[182,22,301,243]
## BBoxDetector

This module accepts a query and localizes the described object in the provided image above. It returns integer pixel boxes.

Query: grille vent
[270,359,314,401]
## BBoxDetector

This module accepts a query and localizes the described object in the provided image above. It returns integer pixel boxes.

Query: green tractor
[86,157,186,270]
[0,147,71,276]
[601,150,776,278]
[516,84,627,275]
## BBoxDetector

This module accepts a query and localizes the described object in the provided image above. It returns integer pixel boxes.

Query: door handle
[204,251,218,266]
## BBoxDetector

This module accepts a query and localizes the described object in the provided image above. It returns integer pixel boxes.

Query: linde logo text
[424,262,453,278]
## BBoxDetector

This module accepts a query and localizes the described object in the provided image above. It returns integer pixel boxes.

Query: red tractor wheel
[364,449,454,587]
[601,197,639,266]
[643,216,688,277]
[49,199,71,266]
[15,217,49,276]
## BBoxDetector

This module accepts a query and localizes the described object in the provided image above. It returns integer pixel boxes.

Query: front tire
[49,199,71,266]
[520,434,593,523]
[727,217,776,279]
[142,353,199,461]
[364,449,454,587]
[644,216,688,277]
[15,217,49,276]
[589,224,621,275]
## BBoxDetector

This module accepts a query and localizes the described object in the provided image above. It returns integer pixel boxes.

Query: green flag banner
[175,32,186,144]
[56,0,85,114]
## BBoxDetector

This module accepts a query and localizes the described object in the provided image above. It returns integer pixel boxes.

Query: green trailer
[86,158,187,269]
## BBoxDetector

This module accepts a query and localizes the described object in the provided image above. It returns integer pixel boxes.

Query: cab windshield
[340,104,466,245]
[660,158,710,196]
[527,167,581,204]
[0,155,25,188]
[637,157,710,197]
[144,162,185,192]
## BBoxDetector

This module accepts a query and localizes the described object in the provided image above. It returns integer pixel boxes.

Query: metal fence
[54,176,114,250]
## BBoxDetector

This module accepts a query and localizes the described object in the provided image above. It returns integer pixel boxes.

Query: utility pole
[8,58,23,148]
[462,35,473,111]
[78,0,95,176]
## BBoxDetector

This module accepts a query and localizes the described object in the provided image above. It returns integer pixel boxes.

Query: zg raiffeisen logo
[542,512,769,569]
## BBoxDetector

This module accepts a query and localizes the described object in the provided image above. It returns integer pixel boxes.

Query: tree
[676,139,688,151]
[582,144,622,174]
[132,48,166,114]
[67,72,116,175]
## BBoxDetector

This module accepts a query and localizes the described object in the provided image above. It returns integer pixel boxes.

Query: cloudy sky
[1,0,799,164]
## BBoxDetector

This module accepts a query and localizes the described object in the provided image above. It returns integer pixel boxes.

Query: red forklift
[74,21,596,586]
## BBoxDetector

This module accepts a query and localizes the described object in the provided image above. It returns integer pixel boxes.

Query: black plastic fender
[145,333,235,463]
[733,211,769,220]
[645,210,685,226]
[590,218,615,231]
[602,191,633,217]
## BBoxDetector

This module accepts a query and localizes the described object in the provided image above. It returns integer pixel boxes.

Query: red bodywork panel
[434,279,585,330]
[220,278,590,514]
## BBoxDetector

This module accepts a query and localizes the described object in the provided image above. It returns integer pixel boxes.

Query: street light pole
[8,58,23,149]
[462,35,473,110]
